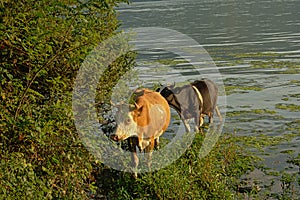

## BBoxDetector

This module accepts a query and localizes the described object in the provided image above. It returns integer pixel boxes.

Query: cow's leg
[194,117,200,132]
[209,116,213,124]
[208,112,214,124]
[182,119,191,132]
[144,138,155,170]
[194,114,200,132]
[131,151,139,178]
[154,137,159,150]
[128,138,139,178]
[215,106,222,122]
[137,135,144,152]
[199,115,204,126]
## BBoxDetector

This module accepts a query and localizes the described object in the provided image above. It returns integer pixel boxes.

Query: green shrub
[0,0,132,199]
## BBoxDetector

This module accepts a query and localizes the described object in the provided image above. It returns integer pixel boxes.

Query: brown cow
[110,89,170,178]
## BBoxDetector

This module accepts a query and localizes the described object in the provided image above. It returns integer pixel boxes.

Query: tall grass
[92,131,255,199]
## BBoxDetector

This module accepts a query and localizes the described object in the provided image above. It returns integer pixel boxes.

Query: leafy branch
[14,15,84,119]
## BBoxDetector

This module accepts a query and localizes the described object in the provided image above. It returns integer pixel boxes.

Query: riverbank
[91,130,258,199]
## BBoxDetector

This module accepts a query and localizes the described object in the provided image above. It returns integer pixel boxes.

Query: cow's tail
[215,106,222,122]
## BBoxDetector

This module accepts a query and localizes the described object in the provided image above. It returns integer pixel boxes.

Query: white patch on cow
[157,105,164,115]
[149,105,167,139]
[152,105,165,122]
[192,85,204,128]
[192,86,203,108]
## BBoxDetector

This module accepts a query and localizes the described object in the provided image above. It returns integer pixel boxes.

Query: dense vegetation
[0,0,255,199]
[0,0,133,199]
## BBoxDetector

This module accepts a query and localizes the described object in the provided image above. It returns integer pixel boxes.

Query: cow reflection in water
[110,89,170,178]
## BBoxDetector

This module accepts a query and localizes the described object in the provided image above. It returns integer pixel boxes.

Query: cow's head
[110,103,142,142]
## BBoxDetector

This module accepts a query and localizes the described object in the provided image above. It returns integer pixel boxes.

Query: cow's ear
[135,103,143,115]
[134,102,141,110]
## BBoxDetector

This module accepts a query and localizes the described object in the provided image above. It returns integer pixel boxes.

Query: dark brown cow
[110,89,170,177]
[158,79,222,132]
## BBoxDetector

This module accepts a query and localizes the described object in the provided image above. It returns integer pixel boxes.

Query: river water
[116,0,300,197]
